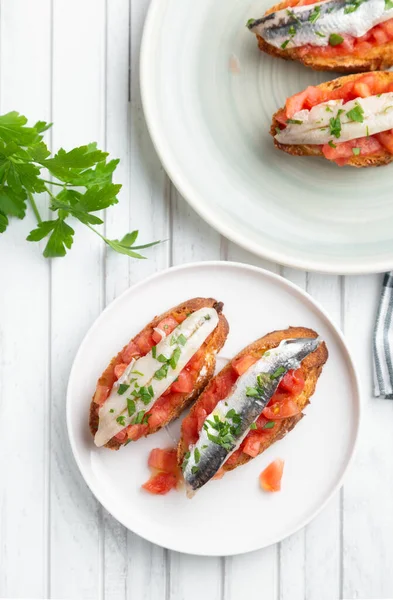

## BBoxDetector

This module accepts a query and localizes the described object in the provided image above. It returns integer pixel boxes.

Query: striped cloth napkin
[374,272,393,399]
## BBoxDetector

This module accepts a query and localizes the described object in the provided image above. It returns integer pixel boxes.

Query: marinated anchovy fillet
[248,0,393,50]
[275,92,393,144]
[95,307,219,447]
[182,337,320,496]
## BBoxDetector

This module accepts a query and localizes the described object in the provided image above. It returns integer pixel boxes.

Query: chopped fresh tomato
[182,413,199,447]
[260,459,285,492]
[263,397,300,420]
[114,363,128,380]
[127,423,148,440]
[152,316,179,343]
[243,430,264,458]
[94,385,110,406]
[121,341,140,363]
[278,369,305,396]
[142,472,178,495]
[376,129,393,153]
[224,447,243,467]
[114,428,128,442]
[134,330,155,355]
[145,403,171,430]
[186,348,205,372]
[322,136,383,165]
[195,406,208,431]
[170,369,194,393]
[232,354,258,376]
[148,448,178,474]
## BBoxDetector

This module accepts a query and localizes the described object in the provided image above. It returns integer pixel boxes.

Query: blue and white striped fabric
[374,272,393,399]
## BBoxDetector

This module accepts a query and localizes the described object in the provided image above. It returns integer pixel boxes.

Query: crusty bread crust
[255,0,393,72]
[178,327,328,472]
[271,71,393,167]
[90,297,229,450]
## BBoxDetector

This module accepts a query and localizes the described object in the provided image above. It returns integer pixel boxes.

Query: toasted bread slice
[271,71,393,167]
[90,297,229,450]
[178,327,328,473]
[255,0,393,72]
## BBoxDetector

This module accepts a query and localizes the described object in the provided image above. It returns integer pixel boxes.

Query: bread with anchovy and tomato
[271,71,393,166]
[178,327,328,496]
[247,0,393,73]
[90,298,229,450]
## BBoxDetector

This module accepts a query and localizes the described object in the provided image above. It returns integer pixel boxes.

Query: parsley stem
[27,191,42,224]
[85,222,107,242]
[40,178,66,187]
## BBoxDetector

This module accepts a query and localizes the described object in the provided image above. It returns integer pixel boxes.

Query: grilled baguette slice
[271,71,393,168]
[255,0,393,73]
[90,297,229,450]
[178,326,328,472]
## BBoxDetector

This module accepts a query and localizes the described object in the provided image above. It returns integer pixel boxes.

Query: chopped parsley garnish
[366,125,370,136]
[328,140,337,148]
[263,421,276,429]
[250,423,257,430]
[288,25,296,36]
[157,354,168,363]
[194,448,201,463]
[352,147,360,156]
[124,439,131,446]
[152,345,157,359]
[271,366,286,379]
[226,408,237,419]
[246,386,260,397]
[325,106,333,112]
[385,0,393,9]
[344,0,365,13]
[154,363,169,380]
[382,105,393,114]
[286,9,302,24]
[191,466,199,474]
[116,415,126,426]
[130,370,143,376]
[246,18,256,27]
[281,39,290,49]
[169,347,181,370]
[177,334,187,346]
[287,118,303,125]
[117,383,130,395]
[329,33,344,46]
[329,109,344,138]
[377,93,382,97]
[127,398,136,416]
[133,410,145,425]
[205,314,211,321]
[264,351,271,357]
[275,126,282,135]
[139,385,154,405]
[315,31,326,37]
[346,103,364,123]
[308,5,321,23]
[202,445,208,449]
[109,408,114,413]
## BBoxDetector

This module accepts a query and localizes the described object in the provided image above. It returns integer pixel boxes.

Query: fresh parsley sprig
[0,111,159,258]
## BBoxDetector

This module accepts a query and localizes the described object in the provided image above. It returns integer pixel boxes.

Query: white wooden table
[1,1,392,599]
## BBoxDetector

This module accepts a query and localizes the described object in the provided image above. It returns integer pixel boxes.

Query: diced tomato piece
[186,348,205,372]
[127,423,148,440]
[170,369,194,394]
[121,341,140,363]
[114,363,128,379]
[134,330,155,354]
[263,397,300,420]
[256,413,269,429]
[146,404,171,430]
[353,81,371,98]
[243,430,263,458]
[195,406,208,431]
[224,447,243,467]
[278,369,305,396]
[152,316,179,343]
[376,129,393,154]
[142,472,178,495]
[355,41,373,56]
[371,25,390,45]
[339,34,355,53]
[275,109,288,125]
[382,18,393,38]
[182,413,199,447]
[329,81,355,102]
[114,428,128,442]
[232,354,258,376]
[94,385,110,406]
[260,459,285,492]
[286,89,309,118]
[148,448,178,474]
[322,136,383,165]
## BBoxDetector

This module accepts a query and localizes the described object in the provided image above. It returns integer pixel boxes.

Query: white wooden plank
[0,1,51,597]
[169,187,223,600]
[226,242,280,274]
[50,1,107,598]
[303,274,341,600]
[343,274,393,600]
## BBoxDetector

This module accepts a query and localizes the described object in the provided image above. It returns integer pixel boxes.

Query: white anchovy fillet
[94,307,219,447]
[275,93,393,145]
[248,0,393,49]
[182,337,320,496]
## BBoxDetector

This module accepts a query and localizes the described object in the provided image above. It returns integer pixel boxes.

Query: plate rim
[66,261,361,556]
[140,0,393,275]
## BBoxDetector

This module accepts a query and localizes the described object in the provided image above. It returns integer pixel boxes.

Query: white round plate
[67,262,360,556]
[141,0,393,274]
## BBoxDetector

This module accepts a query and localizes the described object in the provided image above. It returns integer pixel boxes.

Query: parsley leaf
[385,0,393,9]
[329,110,344,139]
[346,103,364,123]
[329,33,344,46]
[0,111,159,258]
[308,5,321,23]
